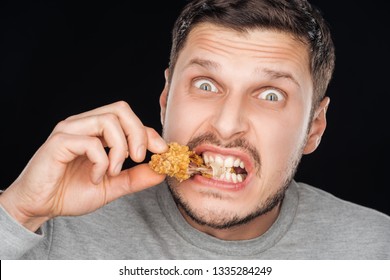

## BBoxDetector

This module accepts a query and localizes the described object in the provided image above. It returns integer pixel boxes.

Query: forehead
[177,23,312,86]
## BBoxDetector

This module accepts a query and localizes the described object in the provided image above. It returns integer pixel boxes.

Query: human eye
[257,88,285,102]
[193,79,218,93]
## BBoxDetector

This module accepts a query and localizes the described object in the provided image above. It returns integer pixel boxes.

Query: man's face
[160,23,326,236]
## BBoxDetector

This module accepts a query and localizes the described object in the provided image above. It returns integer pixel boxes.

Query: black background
[1,1,389,216]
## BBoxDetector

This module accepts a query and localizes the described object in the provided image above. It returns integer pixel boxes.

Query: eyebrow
[186,58,221,71]
[260,68,300,88]
[186,58,300,88]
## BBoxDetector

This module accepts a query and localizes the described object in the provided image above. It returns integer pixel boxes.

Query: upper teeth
[203,154,245,169]
[202,153,246,183]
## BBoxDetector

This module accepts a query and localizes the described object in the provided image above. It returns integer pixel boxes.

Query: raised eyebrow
[260,68,300,88]
[186,58,221,71]
[184,59,300,87]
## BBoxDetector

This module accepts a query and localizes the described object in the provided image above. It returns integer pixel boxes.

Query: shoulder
[296,181,389,217]
[294,181,390,235]
[286,181,390,258]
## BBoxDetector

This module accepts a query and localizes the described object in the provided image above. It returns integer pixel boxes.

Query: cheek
[162,97,210,142]
[255,114,308,173]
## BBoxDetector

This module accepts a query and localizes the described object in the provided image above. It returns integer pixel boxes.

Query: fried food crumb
[148,142,204,182]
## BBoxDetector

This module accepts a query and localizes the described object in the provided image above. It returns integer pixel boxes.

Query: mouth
[148,142,252,185]
[189,147,251,184]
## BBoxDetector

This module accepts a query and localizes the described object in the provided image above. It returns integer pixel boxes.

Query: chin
[166,175,285,230]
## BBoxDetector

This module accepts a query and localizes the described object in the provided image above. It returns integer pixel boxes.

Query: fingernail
[155,139,168,151]
[137,145,145,160]
[114,162,123,175]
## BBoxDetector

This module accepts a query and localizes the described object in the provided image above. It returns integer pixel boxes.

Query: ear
[159,68,170,126]
[303,97,330,154]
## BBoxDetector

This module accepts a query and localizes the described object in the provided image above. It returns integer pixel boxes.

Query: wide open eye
[194,79,218,93]
[257,88,285,102]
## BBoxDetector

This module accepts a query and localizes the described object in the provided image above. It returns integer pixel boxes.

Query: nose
[210,95,249,140]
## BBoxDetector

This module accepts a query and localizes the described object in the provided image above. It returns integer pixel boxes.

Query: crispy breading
[148,142,204,182]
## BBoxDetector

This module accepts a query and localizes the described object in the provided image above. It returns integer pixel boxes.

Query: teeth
[231,173,237,183]
[212,169,246,183]
[224,157,234,168]
[203,154,210,164]
[201,153,247,182]
[215,156,224,166]
[203,154,245,170]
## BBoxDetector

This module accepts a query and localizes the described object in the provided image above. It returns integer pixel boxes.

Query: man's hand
[0,101,168,232]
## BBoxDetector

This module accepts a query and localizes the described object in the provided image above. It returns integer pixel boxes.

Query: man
[1,0,389,259]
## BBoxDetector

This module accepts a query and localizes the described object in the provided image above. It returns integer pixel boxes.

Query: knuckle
[101,112,118,123]
[53,119,70,132]
[114,100,131,111]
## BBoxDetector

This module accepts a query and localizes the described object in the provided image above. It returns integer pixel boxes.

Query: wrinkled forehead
[181,23,309,63]
[177,23,312,88]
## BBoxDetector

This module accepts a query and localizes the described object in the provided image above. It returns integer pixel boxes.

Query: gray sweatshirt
[1,180,389,259]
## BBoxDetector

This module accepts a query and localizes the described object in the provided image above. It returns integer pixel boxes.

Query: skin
[0,23,329,241]
[0,103,168,232]
[160,23,329,240]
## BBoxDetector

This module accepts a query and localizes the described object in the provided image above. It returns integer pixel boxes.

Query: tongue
[233,166,247,174]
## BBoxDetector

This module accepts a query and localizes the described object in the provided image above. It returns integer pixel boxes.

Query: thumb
[105,163,166,203]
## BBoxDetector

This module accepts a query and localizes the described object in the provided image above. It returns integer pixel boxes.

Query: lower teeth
[193,163,247,183]
[217,172,245,183]
[201,165,246,183]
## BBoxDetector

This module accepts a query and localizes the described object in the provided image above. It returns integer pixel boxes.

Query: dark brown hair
[168,0,335,109]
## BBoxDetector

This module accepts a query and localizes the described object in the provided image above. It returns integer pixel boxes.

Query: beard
[165,132,304,230]
[167,177,290,230]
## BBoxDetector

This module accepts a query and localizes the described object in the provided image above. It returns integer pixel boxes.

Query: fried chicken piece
[148,142,211,182]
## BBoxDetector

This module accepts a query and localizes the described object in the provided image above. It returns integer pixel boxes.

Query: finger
[65,101,142,146]
[104,163,166,202]
[64,101,131,121]
[145,127,168,154]
[62,101,152,163]
[74,102,169,162]
[125,126,168,164]
[53,113,129,176]
[44,133,110,184]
